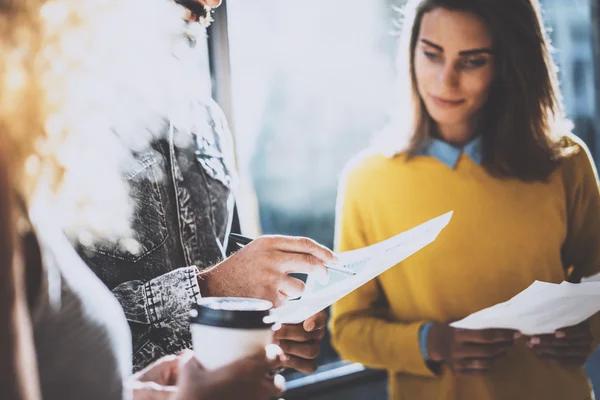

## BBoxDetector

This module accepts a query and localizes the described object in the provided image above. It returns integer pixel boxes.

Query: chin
[427,109,469,127]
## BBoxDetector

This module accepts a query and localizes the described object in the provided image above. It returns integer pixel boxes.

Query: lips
[429,95,466,108]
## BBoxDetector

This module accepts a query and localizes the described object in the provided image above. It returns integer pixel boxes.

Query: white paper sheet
[450,280,600,335]
[272,211,454,324]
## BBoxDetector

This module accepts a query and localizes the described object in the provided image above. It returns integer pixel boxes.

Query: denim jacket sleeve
[79,101,235,371]
[76,148,199,371]
[111,266,201,370]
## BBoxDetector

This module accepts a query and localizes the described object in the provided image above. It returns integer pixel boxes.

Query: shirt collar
[415,136,483,168]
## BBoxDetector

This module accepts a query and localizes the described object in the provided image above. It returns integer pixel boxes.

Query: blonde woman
[331,0,600,399]
[0,0,285,399]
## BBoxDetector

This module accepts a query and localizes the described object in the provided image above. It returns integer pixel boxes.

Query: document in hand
[272,211,454,325]
[450,280,600,335]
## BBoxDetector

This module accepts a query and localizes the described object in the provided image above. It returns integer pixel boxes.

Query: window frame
[205,0,600,396]
[204,1,382,394]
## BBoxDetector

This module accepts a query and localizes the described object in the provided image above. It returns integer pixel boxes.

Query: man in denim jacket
[77,1,333,372]
[79,99,333,371]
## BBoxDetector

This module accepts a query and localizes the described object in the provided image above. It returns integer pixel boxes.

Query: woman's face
[414,8,495,136]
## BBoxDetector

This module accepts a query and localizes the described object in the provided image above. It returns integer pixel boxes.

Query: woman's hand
[527,321,594,368]
[274,310,328,373]
[131,345,286,400]
[427,323,520,377]
[175,345,286,400]
[130,354,180,400]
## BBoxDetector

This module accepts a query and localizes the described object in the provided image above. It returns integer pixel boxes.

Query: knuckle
[302,253,320,266]
[315,329,326,341]
[258,235,277,248]
[273,326,288,339]
[254,236,268,246]
[279,340,291,353]
[298,236,317,249]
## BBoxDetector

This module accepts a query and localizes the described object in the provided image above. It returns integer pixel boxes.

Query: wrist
[419,323,434,361]
[197,272,213,297]
[426,323,444,362]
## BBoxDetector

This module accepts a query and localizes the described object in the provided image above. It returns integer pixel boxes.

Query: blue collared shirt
[415,136,483,168]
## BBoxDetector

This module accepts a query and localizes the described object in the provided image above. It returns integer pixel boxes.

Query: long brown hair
[0,1,44,395]
[393,0,572,181]
[0,0,199,396]
[0,139,41,400]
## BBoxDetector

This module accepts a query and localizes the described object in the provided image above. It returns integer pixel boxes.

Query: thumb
[263,344,287,370]
[178,350,205,374]
[303,310,328,332]
[237,344,286,372]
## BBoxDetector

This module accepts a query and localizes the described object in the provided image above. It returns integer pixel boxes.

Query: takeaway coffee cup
[190,297,275,369]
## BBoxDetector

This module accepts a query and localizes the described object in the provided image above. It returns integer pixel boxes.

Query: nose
[437,62,459,90]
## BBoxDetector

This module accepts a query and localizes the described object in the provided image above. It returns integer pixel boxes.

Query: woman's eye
[424,51,439,61]
[463,58,488,69]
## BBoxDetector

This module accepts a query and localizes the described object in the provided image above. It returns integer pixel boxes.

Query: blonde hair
[0,0,208,242]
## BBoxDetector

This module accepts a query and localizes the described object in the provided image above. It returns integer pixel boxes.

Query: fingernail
[274,374,286,392]
[282,354,291,362]
[555,331,567,339]
[266,344,283,361]
[305,321,315,332]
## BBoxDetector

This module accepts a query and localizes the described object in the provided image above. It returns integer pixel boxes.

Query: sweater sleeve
[329,164,436,377]
[561,140,600,348]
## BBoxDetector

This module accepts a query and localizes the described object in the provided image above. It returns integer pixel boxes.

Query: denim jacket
[77,100,235,371]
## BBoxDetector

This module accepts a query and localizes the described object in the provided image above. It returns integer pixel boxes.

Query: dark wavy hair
[394,0,572,181]
[176,0,210,21]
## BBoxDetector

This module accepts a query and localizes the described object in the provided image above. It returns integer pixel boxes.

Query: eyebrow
[420,38,494,56]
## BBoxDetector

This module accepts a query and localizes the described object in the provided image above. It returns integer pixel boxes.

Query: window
[218,0,600,382]
[225,0,404,370]
[541,0,599,159]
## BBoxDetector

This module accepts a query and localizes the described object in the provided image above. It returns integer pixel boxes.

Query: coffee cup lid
[190,297,274,329]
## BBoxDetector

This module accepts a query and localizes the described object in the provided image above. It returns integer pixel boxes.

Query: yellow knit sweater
[331,137,600,400]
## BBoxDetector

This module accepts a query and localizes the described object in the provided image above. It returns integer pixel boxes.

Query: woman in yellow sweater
[330,0,600,399]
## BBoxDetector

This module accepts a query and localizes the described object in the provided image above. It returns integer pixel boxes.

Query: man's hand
[527,321,594,368]
[274,310,328,373]
[175,345,286,400]
[199,235,335,307]
[427,323,520,377]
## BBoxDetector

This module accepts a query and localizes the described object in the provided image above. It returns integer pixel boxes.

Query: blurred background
[201,0,600,398]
